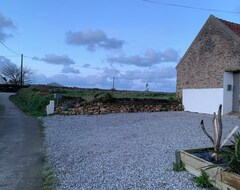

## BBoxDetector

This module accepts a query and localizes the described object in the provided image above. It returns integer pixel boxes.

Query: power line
[0,40,21,56]
[142,0,240,14]
[23,55,34,59]
[2,55,20,58]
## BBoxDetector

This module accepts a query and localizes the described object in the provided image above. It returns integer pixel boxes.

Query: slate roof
[219,18,240,37]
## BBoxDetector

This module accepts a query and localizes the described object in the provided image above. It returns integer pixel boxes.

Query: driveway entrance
[0,93,42,190]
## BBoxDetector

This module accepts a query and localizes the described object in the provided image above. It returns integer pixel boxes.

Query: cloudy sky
[1,1,240,91]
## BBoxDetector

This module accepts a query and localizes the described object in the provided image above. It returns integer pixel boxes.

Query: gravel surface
[43,111,239,190]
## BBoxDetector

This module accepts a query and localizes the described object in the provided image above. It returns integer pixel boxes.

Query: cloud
[0,56,14,66]
[83,63,91,68]
[80,63,100,70]
[0,13,16,41]
[120,67,176,92]
[62,65,80,74]
[32,66,176,92]
[107,48,180,67]
[122,67,176,82]
[102,67,120,77]
[65,29,124,51]
[33,54,76,65]
[32,73,112,89]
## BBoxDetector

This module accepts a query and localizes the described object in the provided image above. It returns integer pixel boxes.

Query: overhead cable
[0,40,21,56]
[142,0,240,14]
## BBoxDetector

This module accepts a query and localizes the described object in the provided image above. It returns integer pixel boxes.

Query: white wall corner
[46,100,55,115]
[183,88,224,114]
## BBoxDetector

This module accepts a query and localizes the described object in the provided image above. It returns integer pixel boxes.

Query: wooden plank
[222,171,240,189]
[179,149,239,190]
[184,163,201,177]
[180,151,221,181]
[184,147,213,154]
[184,145,234,154]
[180,151,212,168]
[212,178,237,190]
[183,160,236,190]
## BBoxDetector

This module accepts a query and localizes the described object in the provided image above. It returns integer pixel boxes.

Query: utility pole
[20,54,23,86]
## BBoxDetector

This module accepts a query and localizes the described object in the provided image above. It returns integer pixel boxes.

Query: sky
[1,0,240,92]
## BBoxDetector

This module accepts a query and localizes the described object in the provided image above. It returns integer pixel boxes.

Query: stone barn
[176,15,240,115]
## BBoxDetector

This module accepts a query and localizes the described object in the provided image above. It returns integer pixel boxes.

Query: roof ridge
[218,18,240,26]
[217,17,240,37]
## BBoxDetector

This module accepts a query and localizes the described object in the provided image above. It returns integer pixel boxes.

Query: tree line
[0,63,32,85]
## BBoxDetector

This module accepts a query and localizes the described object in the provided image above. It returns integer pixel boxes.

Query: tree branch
[200,120,214,145]
[216,105,223,149]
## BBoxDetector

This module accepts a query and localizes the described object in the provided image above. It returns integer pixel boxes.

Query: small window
[227,84,232,91]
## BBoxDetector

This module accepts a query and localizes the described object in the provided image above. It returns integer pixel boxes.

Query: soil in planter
[192,151,222,164]
[192,146,234,165]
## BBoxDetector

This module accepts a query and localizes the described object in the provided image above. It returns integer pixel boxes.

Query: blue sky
[1,0,240,91]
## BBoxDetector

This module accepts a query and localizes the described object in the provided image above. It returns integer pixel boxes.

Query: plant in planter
[219,133,240,174]
[176,105,240,190]
[199,105,239,162]
[199,105,222,161]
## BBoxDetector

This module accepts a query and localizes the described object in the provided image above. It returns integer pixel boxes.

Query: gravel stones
[43,112,239,190]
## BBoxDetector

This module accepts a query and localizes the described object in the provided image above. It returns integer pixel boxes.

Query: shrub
[10,87,53,116]
[93,92,114,102]
[220,135,240,174]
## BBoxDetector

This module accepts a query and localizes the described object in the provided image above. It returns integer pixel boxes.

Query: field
[10,85,178,116]
[48,87,176,100]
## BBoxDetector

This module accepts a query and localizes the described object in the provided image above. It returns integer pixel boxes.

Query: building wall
[176,16,240,99]
[223,72,233,114]
[183,88,223,114]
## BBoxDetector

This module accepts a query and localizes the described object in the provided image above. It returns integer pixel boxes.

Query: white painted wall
[46,100,55,115]
[183,88,223,114]
[223,72,233,114]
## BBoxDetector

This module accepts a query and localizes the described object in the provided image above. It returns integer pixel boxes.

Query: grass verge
[10,87,53,116]
[42,162,57,190]
[39,120,58,190]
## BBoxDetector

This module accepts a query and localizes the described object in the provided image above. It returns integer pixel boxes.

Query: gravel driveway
[43,111,239,190]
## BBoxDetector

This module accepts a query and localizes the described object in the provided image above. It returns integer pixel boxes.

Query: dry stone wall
[55,98,183,115]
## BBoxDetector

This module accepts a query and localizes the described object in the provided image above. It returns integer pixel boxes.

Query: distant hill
[47,82,63,87]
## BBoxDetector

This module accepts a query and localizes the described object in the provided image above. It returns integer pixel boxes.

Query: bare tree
[0,63,33,85]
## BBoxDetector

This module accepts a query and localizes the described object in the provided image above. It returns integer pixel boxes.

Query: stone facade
[176,15,240,98]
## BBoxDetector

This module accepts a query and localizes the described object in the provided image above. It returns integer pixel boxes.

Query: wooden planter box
[176,147,240,190]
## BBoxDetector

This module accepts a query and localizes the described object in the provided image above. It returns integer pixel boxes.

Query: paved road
[0,93,42,190]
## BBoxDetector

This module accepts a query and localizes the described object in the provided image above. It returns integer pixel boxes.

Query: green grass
[39,118,57,190]
[61,88,176,100]
[42,164,57,190]
[172,161,185,172]
[193,170,217,189]
[10,87,53,116]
